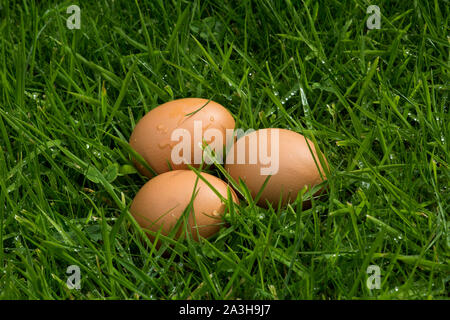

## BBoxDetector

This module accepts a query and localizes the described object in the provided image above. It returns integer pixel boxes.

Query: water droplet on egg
[159,142,171,149]
[156,124,166,133]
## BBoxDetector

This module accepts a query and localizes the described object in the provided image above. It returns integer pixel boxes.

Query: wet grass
[0,0,448,299]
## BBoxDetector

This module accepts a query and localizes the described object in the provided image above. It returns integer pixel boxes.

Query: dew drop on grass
[300,87,309,107]
[361,181,370,190]
[408,112,419,123]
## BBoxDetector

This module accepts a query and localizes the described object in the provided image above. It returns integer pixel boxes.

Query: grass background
[0,0,448,299]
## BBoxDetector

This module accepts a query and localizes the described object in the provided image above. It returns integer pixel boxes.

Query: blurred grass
[0,0,448,299]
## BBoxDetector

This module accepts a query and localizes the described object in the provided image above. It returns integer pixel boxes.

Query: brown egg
[130,170,239,242]
[130,98,235,177]
[225,128,328,207]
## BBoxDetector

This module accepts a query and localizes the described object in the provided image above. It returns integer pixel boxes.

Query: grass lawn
[0,0,448,299]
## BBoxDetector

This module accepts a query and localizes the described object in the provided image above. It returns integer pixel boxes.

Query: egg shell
[225,128,328,207]
[130,170,239,242]
[130,98,235,177]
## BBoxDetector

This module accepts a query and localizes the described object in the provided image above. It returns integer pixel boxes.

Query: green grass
[0,0,448,299]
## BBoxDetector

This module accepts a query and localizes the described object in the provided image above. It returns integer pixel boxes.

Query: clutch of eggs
[128,98,329,242]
